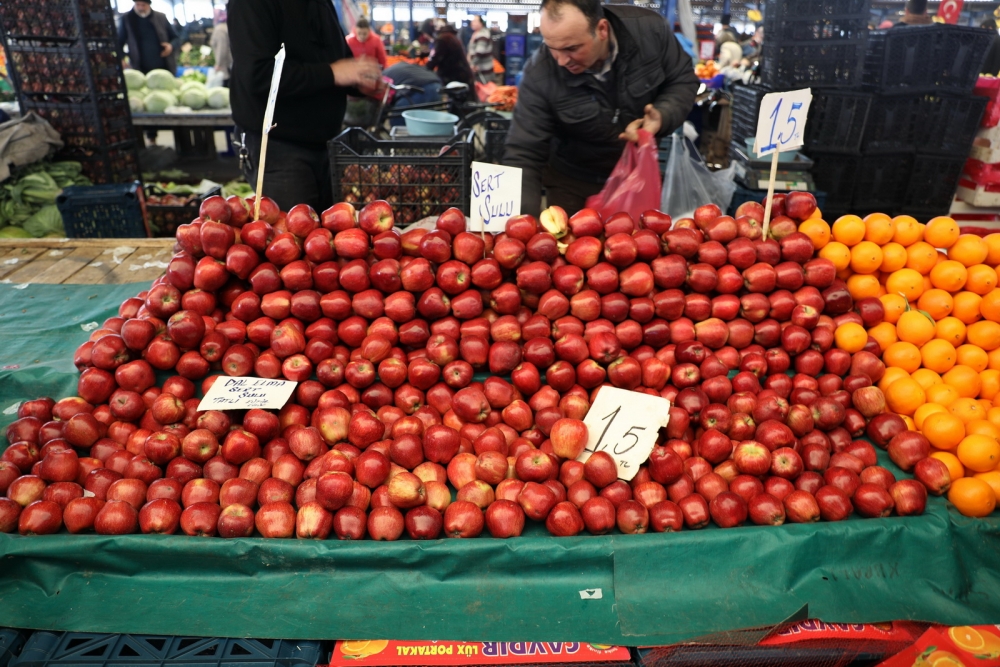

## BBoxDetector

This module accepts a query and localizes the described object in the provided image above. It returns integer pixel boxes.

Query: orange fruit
[878,242,908,273]
[868,321,898,352]
[921,339,957,374]
[980,398,995,414]
[901,415,916,430]
[980,369,1000,401]
[949,477,996,516]
[911,368,943,389]
[953,292,984,324]
[896,309,936,346]
[819,241,851,271]
[832,215,865,246]
[880,293,908,324]
[924,216,961,249]
[878,366,910,392]
[892,215,923,246]
[957,344,989,373]
[957,433,1000,473]
[981,289,1000,322]
[965,264,998,295]
[974,471,1000,502]
[989,348,1000,370]
[799,218,831,249]
[931,451,965,480]
[943,365,983,398]
[886,268,925,301]
[935,317,967,346]
[985,233,1000,265]
[846,274,881,300]
[884,377,926,415]
[925,382,959,406]
[883,341,922,373]
[850,241,883,274]
[930,260,968,292]
[917,288,954,320]
[948,234,990,267]
[989,406,1000,427]
[923,411,966,450]
[834,322,868,353]
[966,419,1000,441]
[863,213,895,245]
[950,397,986,423]
[905,241,939,274]
[967,320,1000,351]
[915,402,948,428]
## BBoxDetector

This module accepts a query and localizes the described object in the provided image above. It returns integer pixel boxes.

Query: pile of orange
[824,213,1000,517]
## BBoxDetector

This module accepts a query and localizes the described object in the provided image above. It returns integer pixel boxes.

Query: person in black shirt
[229,0,381,211]
[118,1,177,74]
[427,24,475,88]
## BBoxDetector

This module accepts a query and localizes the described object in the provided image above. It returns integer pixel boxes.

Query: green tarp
[1,283,999,643]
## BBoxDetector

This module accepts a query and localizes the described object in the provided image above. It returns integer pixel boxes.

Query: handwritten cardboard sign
[197,377,297,411]
[754,88,812,157]
[469,161,521,232]
[576,387,671,481]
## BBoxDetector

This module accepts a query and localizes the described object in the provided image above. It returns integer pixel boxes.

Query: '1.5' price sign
[754,88,812,158]
[576,387,671,481]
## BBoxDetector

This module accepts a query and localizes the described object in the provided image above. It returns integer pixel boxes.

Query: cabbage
[128,91,145,113]
[143,90,175,113]
[22,205,64,238]
[0,225,31,238]
[206,87,229,109]
[180,81,206,94]
[124,69,146,91]
[146,69,177,90]
[180,87,208,109]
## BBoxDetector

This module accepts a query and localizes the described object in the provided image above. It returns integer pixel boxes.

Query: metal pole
[409,0,414,48]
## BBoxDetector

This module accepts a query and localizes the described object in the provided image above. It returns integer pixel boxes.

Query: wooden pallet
[0,238,175,285]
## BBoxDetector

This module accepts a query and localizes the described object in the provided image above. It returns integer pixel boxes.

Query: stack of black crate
[0,0,140,184]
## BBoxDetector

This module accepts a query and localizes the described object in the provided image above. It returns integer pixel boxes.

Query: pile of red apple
[0,191,944,541]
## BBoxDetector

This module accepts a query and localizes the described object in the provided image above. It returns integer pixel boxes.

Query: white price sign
[576,387,671,481]
[468,161,521,232]
[754,88,812,157]
[198,377,297,411]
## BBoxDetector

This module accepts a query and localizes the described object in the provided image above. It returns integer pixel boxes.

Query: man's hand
[619,104,662,143]
[160,42,173,57]
[331,57,381,88]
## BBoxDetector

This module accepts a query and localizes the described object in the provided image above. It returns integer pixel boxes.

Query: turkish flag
[938,0,964,24]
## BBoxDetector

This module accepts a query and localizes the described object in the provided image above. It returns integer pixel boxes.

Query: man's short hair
[356,17,370,30]
[539,0,603,31]
[906,0,927,14]
[983,18,997,29]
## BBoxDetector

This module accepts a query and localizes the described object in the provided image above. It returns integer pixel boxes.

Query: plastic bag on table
[585,129,662,222]
[206,69,226,89]
[660,131,739,219]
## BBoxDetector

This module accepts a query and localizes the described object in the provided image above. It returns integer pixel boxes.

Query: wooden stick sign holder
[754,89,813,238]
[254,44,287,222]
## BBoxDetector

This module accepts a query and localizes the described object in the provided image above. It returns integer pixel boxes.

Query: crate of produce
[66,142,141,185]
[864,25,992,95]
[921,94,987,156]
[901,154,966,217]
[963,157,1000,185]
[761,39,868,89]
[0,629,27,667]
[0,0,117,42]
[6,41,125,98]
[31,96,133,149]
[853,153,913,213]
[861,94,920,154]
[804,89,872,154]
[9,633,323,667]
[144,181,222,237]
[329,127,473,226]
[55,181,148,238]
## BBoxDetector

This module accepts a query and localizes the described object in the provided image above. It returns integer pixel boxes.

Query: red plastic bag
[585,129,662,222]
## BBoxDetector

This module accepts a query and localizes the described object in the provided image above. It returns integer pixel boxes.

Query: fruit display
[695,60,719,80]
[337,162,464,226]
[823,214,1000,517]
[1,190,995,541]
[9,47,123,96]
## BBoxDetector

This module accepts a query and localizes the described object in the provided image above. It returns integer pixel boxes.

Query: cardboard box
[329,641,631,667]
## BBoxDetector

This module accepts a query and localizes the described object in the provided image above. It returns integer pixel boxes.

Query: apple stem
[761,150,780,240]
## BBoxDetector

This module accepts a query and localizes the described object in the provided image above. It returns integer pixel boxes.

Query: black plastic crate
[763,14,868,42]
[762,39,867,89]
[0,0,116,42]
[762,0,871,21]
[921,94,987,156]
[7,42,124,97]
[0,630,27,667]
[730,84,769,149]
[862,95,920,153]
[853,153,913,213]
[902,154,965,216]
[144,182,222,238]
[55,182,148,238]
[329,127,473,226]
[804,89,872,153]
[9,633,323,667]
[32,97,133,149]
[480,116,510,165]
[864,25,992,95]
[810,152,862,209]
[64,142,141,185]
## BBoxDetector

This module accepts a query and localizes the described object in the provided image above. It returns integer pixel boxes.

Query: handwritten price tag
[754,88,812,158]
[576,387,671,481]
[469,162,521,232]
[198,377,297,411]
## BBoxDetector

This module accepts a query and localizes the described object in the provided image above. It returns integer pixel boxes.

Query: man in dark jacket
[503,0,698,216]
[427,24,475,88]
[118,1,177,74]
[229,0,381,211]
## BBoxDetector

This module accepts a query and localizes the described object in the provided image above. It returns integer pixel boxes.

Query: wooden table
[0,238,173,285]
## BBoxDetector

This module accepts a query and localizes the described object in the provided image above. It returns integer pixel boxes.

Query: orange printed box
[329,641,631,667]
